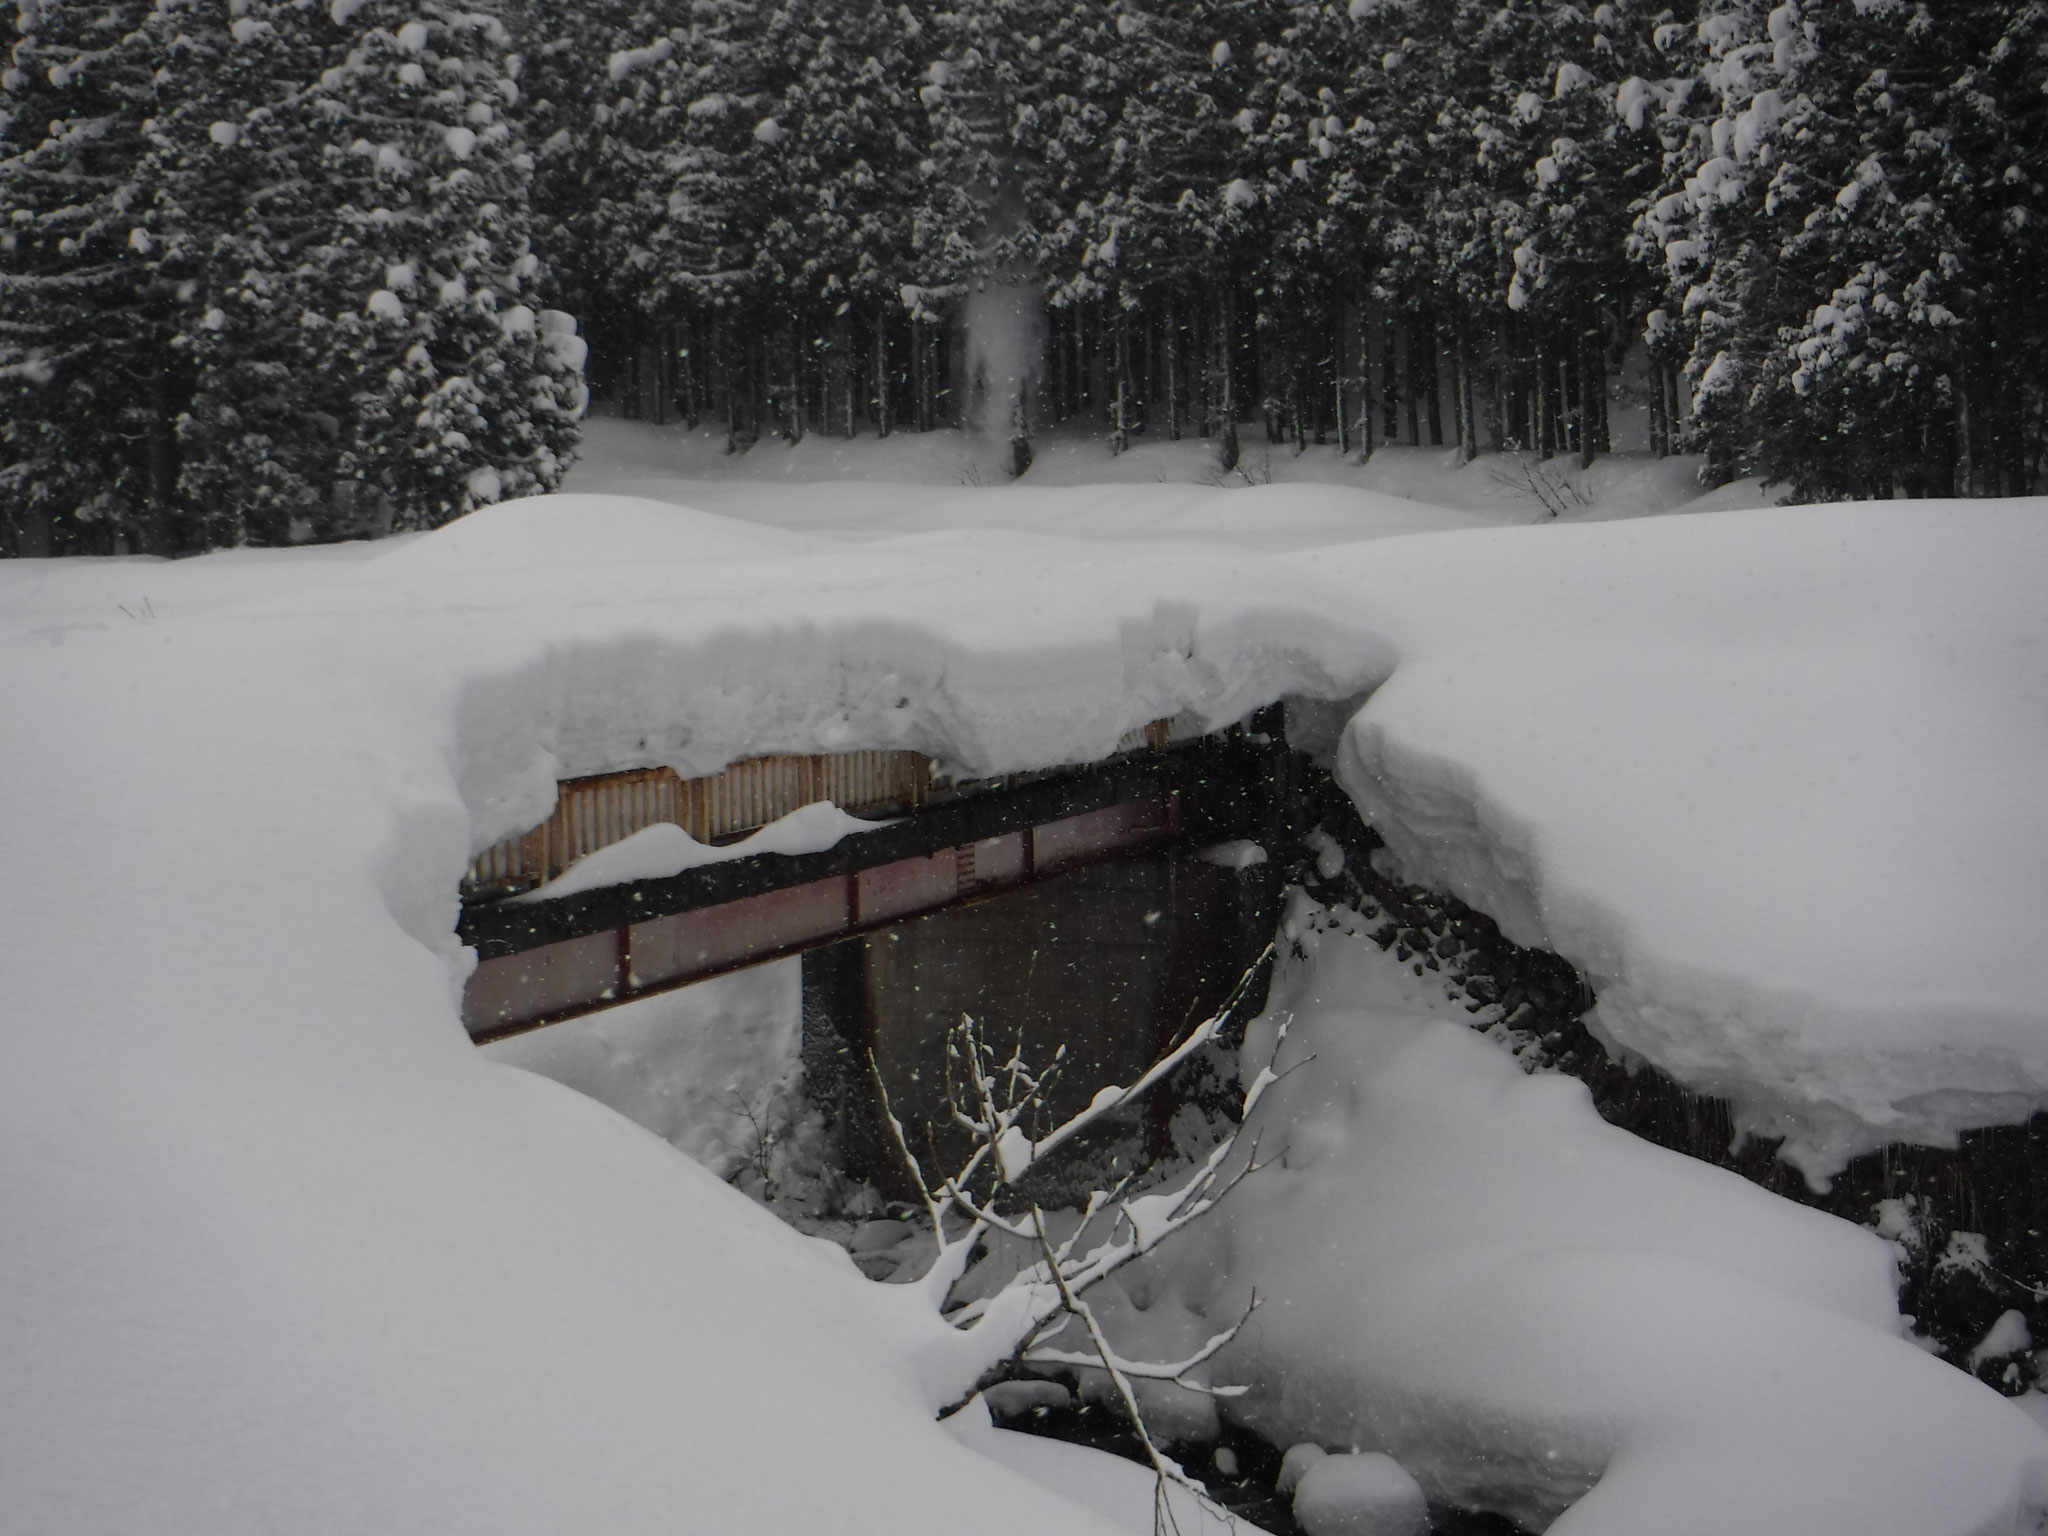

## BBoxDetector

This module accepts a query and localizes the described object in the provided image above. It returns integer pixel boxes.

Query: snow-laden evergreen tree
[159,0,335,547]
[1069,1,1255,448]
[1257,0,1462,450]
[4,0,578,553]
[20,0,2040,531]
[580,0,796,433]
[1476,0,1671,464]
[514,0,670,367]
[1,0,190,553]
[918,0,1118,291]
[908,0,1060,447]
[1637,0,2045,496]
[303,0,580,529]
[759,0,927,436]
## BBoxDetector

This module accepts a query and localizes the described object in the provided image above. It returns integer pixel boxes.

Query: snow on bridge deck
[6,486,2048,1536]
[456,718,1276,1040]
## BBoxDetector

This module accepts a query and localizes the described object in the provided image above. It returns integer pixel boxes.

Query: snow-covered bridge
[457,715,1290,1044]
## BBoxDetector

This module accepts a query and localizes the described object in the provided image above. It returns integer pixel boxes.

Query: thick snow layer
[509,800,886,903]
[1292,1451,1428,1536]
[1136,909,2048,1535]
[0,500,1385,1534]
[559,429,2048,1175]
[482,960,803,1180]
[1311,500,2048,1176]
[4,477,2045,1527]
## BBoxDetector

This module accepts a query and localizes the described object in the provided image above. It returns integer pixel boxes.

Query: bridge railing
[462,715,1205,900]
[463,749,931,898]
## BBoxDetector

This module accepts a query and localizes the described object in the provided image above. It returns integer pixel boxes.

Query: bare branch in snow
[869,942,1295,1519]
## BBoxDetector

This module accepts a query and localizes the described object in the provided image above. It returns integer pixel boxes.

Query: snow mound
[1144,911,2048,1536]
[1292,1452,1428,1536]
[1310,499,2048,1177]
[6,483,2047,1530]
[563,415,1741,540]
[0,496,1392,1535]
[945,1395,1268,1536]
[482,960,803,1180]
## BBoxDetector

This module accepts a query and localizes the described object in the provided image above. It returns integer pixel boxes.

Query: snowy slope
[485,463,2048,1176]
[3,481,2045,1530]
[1144,909,2048,1536]
[0,497,1381,1536]
[1308,501,2048,1177]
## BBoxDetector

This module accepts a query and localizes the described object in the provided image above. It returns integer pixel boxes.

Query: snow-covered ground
[1144,902,2048,1535]
[4,423,2046,1532]
[559,418,2048,1179]
[562,411,1774,542]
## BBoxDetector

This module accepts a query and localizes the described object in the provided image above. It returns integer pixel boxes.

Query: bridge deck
[458,725,1285,1043]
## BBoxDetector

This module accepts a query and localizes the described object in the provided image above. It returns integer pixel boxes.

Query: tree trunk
[1456,316,1478,464]
[1401,314,1420,447]
[873,302,892,438]
[1112,313,1131,453]
[653,323,669,426]
[1215,285,1239,471]
[1165,299,1183,441]
[142,343,177,555]
[680,312,699,429]
[1359,295,1376,458]
[1579,312,1602,471]
[1381,309,1400,445]
[1422,310,1444,448]
[1648,352,1668,457]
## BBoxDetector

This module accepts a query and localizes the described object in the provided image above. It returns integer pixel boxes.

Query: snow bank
[0,494,1385,1535]
[1310,500,2048,1176]
[482,960,803,1180]
[1139,909,2048,1535]
[5,480,2046,1529]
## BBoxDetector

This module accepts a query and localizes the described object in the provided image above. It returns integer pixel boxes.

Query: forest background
[3,0,2043,556]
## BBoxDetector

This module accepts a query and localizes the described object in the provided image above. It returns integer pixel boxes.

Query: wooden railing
[463,750,931,897]
[462,717,1205,900]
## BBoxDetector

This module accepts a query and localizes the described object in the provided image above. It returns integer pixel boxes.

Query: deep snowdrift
[0,495,1379,1535]
[1123,907,2048,1535]
[563,426,2048,1174]
[3,481,2044,1530]
[1305,500,2048,1177]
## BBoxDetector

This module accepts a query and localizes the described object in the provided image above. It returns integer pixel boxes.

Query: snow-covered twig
[874,947,1291,1489]
[1024,1301,1257,1393]
[997,946,1274,1183]
[1025,1205,1214,1536]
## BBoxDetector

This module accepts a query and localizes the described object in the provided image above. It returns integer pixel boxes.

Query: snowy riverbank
[4,465,2045,1531]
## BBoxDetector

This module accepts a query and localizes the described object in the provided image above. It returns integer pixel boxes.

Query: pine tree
[1,0,190,554]
[4,0,580,553]
[756,0,927,436]
[1075,1,1251,448]
[304,0,580,529]
[515,0,672,362]
[162,0,335,547]
[1637,0,2044,498]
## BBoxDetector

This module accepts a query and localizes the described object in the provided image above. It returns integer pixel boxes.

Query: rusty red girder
[463,797,1179,1043]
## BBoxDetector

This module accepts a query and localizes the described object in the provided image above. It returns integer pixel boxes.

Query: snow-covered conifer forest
[6,0,2048,554]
